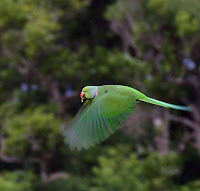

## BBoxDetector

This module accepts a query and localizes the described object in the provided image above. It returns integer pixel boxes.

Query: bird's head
[80,86,98,102]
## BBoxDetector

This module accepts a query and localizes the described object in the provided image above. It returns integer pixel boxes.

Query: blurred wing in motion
[64,91,136,150]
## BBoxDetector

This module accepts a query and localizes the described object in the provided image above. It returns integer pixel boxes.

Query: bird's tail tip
[181,106,192,112]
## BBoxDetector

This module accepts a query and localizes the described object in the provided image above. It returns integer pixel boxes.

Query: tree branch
[168,114,196,129]
[0,155,21,163]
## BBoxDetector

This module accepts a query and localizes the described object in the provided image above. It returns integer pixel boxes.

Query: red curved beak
[80,92,85,102]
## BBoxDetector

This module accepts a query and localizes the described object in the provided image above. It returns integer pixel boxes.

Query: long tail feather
[139,97,191,112]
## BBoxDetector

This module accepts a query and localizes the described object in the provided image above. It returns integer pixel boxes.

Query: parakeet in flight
[65,85,191,150]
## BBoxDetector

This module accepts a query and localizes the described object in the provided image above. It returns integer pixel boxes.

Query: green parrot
[65,85,191,150]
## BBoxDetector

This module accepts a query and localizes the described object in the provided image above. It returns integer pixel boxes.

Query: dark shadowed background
[0,0,200,190]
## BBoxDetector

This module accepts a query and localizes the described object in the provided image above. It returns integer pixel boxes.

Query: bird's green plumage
[139,97,191,111]
[64,85,191,150]
[65,85,137,150]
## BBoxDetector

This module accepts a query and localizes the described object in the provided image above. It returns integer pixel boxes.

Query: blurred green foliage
[92,145,200,191]
[40,176,90,191]
[4,106,61,156]
[0,0,199,190]
[0,171,35,191]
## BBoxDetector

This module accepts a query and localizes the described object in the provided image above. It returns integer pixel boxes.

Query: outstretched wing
[64,89,136,150]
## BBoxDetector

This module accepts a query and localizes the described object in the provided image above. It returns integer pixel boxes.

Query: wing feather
[65,88,136,150]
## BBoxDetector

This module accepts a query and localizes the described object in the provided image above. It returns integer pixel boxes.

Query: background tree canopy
[0,0,200,190]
